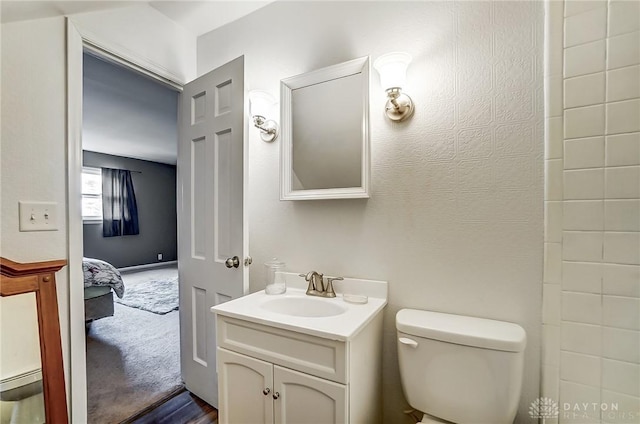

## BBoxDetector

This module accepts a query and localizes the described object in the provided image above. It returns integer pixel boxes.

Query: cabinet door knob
[263,388,270,396]
[273,392,280,400]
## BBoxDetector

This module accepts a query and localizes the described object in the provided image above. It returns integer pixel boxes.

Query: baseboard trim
[118,261,177,273]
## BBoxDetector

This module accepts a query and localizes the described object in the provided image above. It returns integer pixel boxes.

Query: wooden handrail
[0,257,69,424]
[0,257,67,278]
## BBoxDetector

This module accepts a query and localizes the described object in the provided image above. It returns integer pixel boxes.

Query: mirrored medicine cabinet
[280,57,370,200]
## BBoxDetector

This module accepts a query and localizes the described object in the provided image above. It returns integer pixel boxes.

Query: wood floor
[121,387,218,424]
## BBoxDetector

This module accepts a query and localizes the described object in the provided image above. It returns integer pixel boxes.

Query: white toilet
[396,309,526,424]
[0,368,45,424]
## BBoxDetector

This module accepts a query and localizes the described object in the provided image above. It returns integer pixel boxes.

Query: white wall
[0,16,70,388]
[542,1,640,421]
[0,5,196,419]
[198,2,544,422]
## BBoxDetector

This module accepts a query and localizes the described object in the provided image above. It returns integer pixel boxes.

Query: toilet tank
[396,309,526,424]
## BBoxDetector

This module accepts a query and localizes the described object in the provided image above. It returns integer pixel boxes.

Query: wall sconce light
[373,52,414,122]
[249,90,279,142]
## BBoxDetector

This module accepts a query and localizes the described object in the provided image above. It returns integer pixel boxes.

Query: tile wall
[543,0,640,422]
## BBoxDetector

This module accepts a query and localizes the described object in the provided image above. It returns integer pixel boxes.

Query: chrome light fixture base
[253,115,279,142]
[384,88,414,122]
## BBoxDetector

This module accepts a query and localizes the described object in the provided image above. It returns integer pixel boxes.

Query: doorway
[67,21,248,422]
[81,51,181,422]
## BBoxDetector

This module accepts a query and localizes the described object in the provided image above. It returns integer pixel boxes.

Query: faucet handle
[300,271,319,294]
[314,272,325,292]
[325,277,343,297]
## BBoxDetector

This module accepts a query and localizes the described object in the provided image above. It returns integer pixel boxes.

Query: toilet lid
[0,369,42,393]
[396,309,526,352]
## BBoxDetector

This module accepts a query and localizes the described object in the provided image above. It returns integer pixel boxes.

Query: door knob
[225,256,240,268]
[263,388,271,396]
[273,392,280,400]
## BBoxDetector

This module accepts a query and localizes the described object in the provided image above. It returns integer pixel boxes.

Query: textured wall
[542,1,640,422]
[82,152,177,268]
[198,2,544,422]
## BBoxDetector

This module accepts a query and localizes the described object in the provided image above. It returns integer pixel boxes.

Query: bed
[83,257,125,322]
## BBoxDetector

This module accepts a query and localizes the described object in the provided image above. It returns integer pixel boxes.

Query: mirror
[281,57,370,200]
[0,258,68,424]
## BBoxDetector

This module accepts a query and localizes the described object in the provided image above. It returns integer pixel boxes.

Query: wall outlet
[157,253,163,261]
[19,201,58,232]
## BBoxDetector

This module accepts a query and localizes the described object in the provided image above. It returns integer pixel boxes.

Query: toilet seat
[421,413,454,423]
[0,369,42,402]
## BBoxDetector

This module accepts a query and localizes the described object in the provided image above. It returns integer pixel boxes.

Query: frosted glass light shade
[248,90,280,142]
[249,90,276,117]
[373,52,412,91]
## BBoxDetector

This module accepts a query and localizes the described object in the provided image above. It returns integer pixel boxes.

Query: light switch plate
[19,201,58,232]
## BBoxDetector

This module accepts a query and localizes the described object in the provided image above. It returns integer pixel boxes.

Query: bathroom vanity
[211,273,387,424]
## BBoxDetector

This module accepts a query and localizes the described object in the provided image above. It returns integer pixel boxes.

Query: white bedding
[82,257,125,298]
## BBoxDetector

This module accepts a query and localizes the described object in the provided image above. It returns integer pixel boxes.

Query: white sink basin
[261,296,347,317]
[211,273,388,340]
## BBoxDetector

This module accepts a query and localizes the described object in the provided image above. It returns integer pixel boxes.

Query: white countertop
[211,272,388,341]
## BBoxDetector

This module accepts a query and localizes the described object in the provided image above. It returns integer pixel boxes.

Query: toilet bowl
[396,309,526,424]
[0,369,45,423]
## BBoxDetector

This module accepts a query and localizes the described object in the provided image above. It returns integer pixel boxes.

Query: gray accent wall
[83,151,177,268]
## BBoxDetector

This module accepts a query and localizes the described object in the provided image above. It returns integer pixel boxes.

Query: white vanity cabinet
[218,348,347,424]
[215,313,383,424]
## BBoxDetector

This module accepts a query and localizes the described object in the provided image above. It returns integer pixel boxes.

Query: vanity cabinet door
[273,365,348,424]
[218,348,274,424]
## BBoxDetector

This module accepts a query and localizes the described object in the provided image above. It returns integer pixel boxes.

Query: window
[82,167,102,222]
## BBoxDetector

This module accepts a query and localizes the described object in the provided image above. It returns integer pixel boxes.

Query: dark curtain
[102,168,140,237]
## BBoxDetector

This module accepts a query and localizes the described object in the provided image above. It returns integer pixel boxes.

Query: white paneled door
[178,56,247,407]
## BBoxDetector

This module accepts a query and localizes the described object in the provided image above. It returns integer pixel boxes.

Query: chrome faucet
[299,271,342,298]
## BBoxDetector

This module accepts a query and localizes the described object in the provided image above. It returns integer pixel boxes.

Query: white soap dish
[343,294,368,304]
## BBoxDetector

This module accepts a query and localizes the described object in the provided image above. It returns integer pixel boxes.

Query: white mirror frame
[280,56,370,200]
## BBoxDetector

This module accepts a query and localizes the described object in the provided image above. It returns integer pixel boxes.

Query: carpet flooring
[87,266,181,424]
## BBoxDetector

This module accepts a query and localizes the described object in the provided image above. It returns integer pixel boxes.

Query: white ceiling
[1,1,138,24]
[1,1,272,36]
[149,1,271,36]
